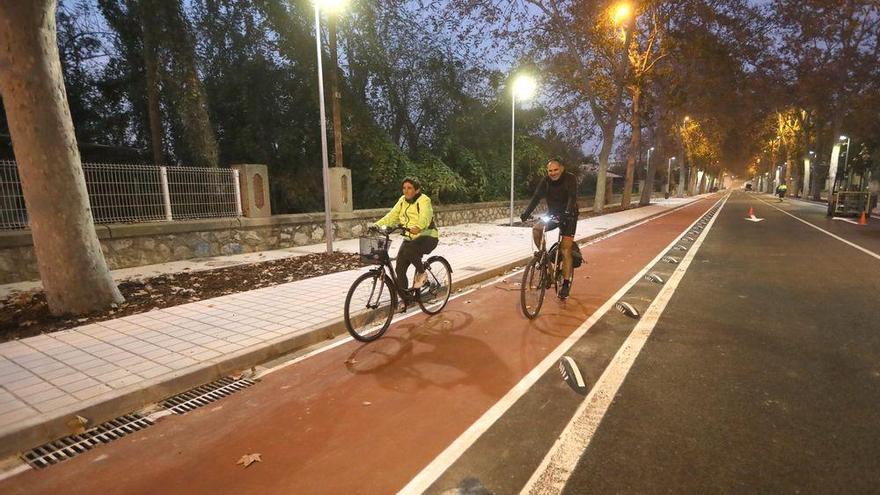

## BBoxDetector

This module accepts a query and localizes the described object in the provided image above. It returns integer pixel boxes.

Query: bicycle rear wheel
[344,271,397,342]
[417,256,452,315]
[521,256,547,319]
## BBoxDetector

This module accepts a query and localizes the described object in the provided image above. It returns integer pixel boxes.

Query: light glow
[512,75,537,100]
[315,0,347,12]
[611,3,633,25]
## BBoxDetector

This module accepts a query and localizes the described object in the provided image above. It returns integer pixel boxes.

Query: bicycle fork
[366,270,387,310]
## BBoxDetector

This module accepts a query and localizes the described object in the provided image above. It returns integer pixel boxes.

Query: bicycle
[344,225,453,342]
[520,214,581,319]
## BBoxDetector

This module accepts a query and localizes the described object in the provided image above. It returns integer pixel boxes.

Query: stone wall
[0,197,593,284]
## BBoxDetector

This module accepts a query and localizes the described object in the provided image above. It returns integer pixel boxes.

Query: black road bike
[344,225,452,342]
[520,215,581,319]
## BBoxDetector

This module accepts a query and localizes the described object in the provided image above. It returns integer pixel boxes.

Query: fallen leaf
[237,453,262,468]
[66,415,89,435]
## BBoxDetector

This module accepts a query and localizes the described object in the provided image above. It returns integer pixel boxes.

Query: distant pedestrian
[776,183,788,202]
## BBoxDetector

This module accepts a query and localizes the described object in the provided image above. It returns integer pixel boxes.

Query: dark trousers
[396,236,439,292]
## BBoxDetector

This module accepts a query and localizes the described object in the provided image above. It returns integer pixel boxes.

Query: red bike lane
[1,198,716,495]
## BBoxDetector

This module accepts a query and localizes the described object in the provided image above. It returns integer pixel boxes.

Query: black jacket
[523,172,579,218]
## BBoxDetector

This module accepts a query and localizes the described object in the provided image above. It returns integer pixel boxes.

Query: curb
[0,198,704,460]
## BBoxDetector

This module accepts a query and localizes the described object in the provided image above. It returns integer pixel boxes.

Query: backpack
[549,243,584,268]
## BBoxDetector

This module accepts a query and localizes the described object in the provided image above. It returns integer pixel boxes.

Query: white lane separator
[758,198,880,262]
[520,194,730,494]
[397,195,727,495]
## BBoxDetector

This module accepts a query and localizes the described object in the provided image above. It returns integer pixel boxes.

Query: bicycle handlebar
[369,224,410,236]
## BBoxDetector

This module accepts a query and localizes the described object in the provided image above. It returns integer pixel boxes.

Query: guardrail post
[232,169,243,217]
[159,166,173,221]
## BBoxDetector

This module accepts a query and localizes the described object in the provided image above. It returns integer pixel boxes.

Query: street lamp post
[313,0,346,254]
[666,156,675,195]
[510,75,536,225]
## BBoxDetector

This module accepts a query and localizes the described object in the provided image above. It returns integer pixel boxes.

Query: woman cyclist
[373,177,439,310]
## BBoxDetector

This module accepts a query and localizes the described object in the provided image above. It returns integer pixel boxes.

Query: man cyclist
[520,158,579,299]
[373,177,439,310]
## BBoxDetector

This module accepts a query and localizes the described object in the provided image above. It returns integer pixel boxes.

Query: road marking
[758,198,880,262]
[258,199,709,379]
[520,194,730,494]
[832,217,861,225]
[745,214,764,222]
[0,463,31,482]
[398,195,727,494]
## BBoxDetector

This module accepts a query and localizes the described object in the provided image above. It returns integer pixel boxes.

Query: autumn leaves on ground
[0,253,361,342]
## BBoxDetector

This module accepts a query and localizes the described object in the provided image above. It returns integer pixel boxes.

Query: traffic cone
[859,211,868,225]
[748,207,755,217]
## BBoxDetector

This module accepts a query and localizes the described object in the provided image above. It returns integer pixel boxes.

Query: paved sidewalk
[0,196,702,457]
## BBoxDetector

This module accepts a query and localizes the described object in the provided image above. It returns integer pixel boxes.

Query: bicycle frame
[365,227,421,304]
[534,215,565,290]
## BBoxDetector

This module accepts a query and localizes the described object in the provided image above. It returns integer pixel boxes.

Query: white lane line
[520,194,730,495]
[832,217,861,225]
[257,199,708,379]
[0,463,31,482]
[758,198,880,262]
[397,196,727,495]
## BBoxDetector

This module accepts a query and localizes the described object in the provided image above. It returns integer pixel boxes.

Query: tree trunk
[593,22,633,214]
[329,15,344,168]
[594,123,616,212]
[640,102,661,206]
[0,0,123,315]
[622,85,641,209]
[140,12,164,165]
[163,0,219,167]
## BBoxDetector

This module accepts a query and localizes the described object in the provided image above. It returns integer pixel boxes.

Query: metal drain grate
[22,414,153,469]
[161,376,255,414]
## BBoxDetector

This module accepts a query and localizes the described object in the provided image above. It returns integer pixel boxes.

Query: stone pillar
[329,167,353,213]
[232,164,271,218]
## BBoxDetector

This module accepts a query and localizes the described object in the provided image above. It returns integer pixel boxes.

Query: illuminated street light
[611,3,633,25]
[512,75,537,100]
[313,0,348,253]
[316,0,346,11]
[510,74,537,225]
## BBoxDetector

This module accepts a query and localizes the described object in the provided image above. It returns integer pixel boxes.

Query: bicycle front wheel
[417,256,452,315]
[344,271,397,342]
[521,256,547,319]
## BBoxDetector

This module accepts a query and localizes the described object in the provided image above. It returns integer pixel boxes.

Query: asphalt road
[4,191,879,494]
[565,192,880,493]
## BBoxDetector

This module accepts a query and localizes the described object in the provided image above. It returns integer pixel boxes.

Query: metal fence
[0,160,242,230]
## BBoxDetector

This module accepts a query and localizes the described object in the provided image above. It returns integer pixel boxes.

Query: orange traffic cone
[859,211,868,225]
[748,207,755,217]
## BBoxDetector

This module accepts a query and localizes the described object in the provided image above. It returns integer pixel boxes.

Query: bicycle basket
[359,236,389,264]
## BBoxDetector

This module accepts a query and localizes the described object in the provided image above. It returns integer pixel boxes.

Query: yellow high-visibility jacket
[375,193,439,240]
